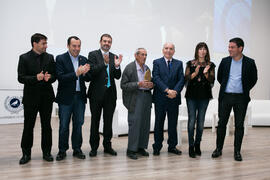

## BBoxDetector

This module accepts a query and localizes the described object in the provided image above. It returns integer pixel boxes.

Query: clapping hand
[44,71,51,82]
[203,65,210,74]
[114,54,123,67]
[195,65,200,75]
[37,71,44,81]
[76,65,83,77]
[82,64,90,75]
[76,64,90,77]
[103,54,109,64]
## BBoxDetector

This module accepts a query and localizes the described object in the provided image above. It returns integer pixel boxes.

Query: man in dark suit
[152,43,185,156]
[212,37,257,161]
[17,33,56,164]
[121,48,153,160]
[55,36,90,161]
[87,34,122,157]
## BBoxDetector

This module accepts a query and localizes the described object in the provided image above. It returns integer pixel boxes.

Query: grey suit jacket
[120,61,152,112]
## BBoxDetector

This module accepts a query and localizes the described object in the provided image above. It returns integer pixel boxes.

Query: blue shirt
[135,60,148,90]
[68,52,80,91]
[225,57,243,93]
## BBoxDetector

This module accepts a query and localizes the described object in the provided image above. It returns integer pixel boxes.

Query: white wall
[0,0,269,123]
[249,0,270,99]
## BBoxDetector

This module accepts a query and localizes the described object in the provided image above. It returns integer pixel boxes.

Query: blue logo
[4,96,23,113]
[9,98,21,108]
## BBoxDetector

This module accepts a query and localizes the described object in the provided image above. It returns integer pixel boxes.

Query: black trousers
[153,100,179,151]
[89,88,116,150]
[216,93,248,152]
[21,96,53,155]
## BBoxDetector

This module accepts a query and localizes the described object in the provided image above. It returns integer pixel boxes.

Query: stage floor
[0,117,269,180]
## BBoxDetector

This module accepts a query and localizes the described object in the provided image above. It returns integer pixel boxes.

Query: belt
[224,92,243,96]
[138,89,151,93]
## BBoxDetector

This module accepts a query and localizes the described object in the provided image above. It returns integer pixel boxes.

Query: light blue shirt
[135,60,148,90]
[68,52,80,91]
[225,57,243,93]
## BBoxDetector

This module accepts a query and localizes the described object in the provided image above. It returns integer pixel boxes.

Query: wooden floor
[0,117,270,180]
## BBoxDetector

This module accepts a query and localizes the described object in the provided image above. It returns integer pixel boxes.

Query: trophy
[144,69,151,81]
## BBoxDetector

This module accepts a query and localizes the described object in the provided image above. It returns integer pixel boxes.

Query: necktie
[106,64,111,88]
[103,53,111,88]
[168,60,172,71]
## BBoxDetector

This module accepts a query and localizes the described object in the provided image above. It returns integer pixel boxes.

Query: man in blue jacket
[55,36,90,161]
[152,43,185,155]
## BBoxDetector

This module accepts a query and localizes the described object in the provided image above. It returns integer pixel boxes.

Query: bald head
[162,42,175,59]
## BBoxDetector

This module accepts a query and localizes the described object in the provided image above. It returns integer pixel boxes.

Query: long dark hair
[194,42,211,63]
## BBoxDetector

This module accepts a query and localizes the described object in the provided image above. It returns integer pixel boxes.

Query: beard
[101,45,110,51]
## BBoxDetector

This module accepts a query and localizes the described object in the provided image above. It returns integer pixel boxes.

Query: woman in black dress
[185,42,215,158]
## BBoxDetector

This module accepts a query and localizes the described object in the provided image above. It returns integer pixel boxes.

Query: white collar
[135,60,146,71]
[100,49,109,55]
[164,57,172,62]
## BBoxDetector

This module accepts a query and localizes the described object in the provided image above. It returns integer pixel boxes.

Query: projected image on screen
[1,0,254,89]
[213,0,252,53]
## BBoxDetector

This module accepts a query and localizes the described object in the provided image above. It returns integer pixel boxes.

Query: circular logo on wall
[4,96,23,114]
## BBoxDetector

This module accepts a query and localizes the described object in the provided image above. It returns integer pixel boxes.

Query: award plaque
[144,69,151,81]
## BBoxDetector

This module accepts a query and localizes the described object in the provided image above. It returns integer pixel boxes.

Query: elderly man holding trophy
[121,48,153,160]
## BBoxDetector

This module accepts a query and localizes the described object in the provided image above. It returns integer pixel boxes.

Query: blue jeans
[186,98,209,146]
[58,93,85,152]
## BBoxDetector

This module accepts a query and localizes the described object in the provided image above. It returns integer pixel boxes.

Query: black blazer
[55,52,89,105]
[17,50,56,105]
[87,49,121,102]
[217,55,257,102]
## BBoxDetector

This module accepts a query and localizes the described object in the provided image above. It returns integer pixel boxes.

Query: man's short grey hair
[135,48,146,55]
[163,42,175,50]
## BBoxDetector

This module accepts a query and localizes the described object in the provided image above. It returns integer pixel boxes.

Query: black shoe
[168,148,182,155]
[89,150,97,157]
[137,148,149,157]
[126,150,138,160]
[195,143,201,156]
[19,154,31,165]
[153,149,160,156]
[234,151,242,161]
[189,146,196,158]
[56,151,66,161]
[104,148,117,156]
[43,153,54,162]
[212,149,222,158]
[73,150,86,159]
